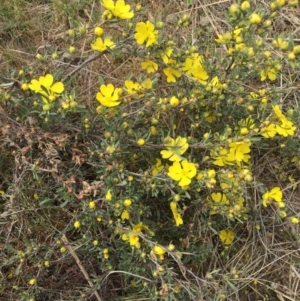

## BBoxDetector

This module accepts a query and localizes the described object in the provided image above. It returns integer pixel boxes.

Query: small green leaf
[98,76,104,85]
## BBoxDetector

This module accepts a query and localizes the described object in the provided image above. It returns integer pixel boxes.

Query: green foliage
[1,0,300,300]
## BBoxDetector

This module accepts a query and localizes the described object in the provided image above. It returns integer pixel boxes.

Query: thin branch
[61,234,103,301]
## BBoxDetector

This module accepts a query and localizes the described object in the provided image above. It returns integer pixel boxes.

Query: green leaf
[15,263,23,275]
[60,199,69,208]
[6,244,17,253]
[125,73,133,81]
[98,76,104,85]
[39,198,52,206]
[226,280,238,292]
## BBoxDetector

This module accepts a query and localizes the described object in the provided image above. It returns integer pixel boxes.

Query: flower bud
[94,27,104,36]
[249,13,262,24]
[241,1,250,10]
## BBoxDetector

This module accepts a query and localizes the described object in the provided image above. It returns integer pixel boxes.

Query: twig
[61,234,103,301]
[61,36,134,82]
[61,52,102,81]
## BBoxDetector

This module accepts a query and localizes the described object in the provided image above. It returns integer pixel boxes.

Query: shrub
[1,0,300,300]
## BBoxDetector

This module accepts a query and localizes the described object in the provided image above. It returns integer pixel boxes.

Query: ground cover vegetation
[1,0,300,300]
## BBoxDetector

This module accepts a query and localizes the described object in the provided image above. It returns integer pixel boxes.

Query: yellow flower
[133,222,148,232]
[209,76,223,92]
[213,148,230,167]
[141,59,158,73]
[181,53,208,84]
[168,161,197,187]
[141,79,153,90]
[91,37,115,52]
[169,96,179,107]
[211,192,229,205]
[276,119,296,137]
[273,105,285,121]
[105,189,112,201]
[163,67,181,83]
[122,222,151,246]
[121,210,129,220]
[219,229,235,245]
[153,245,165,255]
[151,158,164,176]
[102,0,134,19]
[261,124,277,138]
[122,233,139,246]
[29,74,64,99]
[161,47,173,64]
[213,141,251,167]
[160,136,189,162]
[188,65,208,85]
[96,84,121,107]
[134,21,158,47]
[227,141,251,165]
[262,187,283,207]
[260,65,277,81]
[272,105,296,136]
[215,32,232,44]
[238,116,255,129]
[273,37,289,50]
[124,80,141,95]
[207,169,216,178]
[170,201,183,226]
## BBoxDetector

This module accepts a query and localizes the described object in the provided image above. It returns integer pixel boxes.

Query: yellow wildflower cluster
[262,187,284,207]
[60,95,78,111]
[260,60,281,81]
[209,191,246,219]
[29,74,64,111]
[202,168,252,219]
[102,0,134,20]
[160,137,196,187]
[152,137,197,225]
[122,222,153,247]
[141,59,158,73]
[134,20,158,47]
[181,53,208,84]
[213,140,251,167]
[90,23,116,52]
[91,37,115,52]
[215,28,243,44]
[197,169,217,189]
[261,105,296,138]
